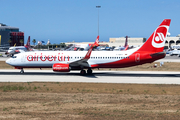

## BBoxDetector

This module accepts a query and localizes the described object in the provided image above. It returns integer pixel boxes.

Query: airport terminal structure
[66,35,180,49]
[0,23,24,47]
[109,35,180,49]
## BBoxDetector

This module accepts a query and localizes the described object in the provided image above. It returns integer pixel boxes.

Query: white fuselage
[6,47,139,68]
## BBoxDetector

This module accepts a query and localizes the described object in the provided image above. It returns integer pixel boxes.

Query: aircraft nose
[6,58,11,65]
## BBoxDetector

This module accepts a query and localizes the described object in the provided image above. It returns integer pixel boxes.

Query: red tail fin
[124,36,128,47]
[138,19,171,52]
[25,36,30,47]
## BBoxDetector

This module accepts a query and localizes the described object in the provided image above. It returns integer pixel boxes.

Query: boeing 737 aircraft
[6,19,171,75]
[6,36,31,56]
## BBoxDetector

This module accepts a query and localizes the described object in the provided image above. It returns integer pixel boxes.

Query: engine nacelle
[53,63,70,72]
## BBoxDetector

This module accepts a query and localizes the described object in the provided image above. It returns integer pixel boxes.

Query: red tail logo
[154,33,165,44]
[152,25,168,48]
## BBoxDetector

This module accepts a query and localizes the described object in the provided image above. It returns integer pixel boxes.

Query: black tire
[80,70,86,75]
[87,69,92,74]
[20,69,24,74]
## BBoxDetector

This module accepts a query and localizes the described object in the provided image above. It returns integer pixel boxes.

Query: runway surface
[0,69,180,84]
[0,57,9,61]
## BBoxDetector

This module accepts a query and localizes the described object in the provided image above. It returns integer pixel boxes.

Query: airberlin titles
[27,53,70,62]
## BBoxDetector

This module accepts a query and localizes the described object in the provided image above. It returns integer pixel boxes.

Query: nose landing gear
[20,68,24,74]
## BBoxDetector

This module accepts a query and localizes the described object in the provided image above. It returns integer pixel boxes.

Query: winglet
[94,35,99,46]
[83,36,99,59]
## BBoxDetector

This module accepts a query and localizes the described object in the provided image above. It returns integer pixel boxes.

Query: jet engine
[53,63,70,72]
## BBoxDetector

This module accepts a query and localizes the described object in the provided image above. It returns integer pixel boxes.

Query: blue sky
[1,0,180,44]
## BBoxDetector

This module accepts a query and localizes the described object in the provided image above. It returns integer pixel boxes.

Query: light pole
[96,6,101,36]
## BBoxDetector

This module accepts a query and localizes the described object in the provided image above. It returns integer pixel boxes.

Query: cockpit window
[12,56,17,58]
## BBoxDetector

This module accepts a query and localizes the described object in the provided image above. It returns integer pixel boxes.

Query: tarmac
[0,52,180,84]
[0,69,180,84]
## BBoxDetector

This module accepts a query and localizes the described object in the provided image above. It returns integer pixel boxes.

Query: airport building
[165,35,180,49]
[66,37,146,48]
[109,35,180,49]
[109,37,146,47]
[66,35,180,49]
[0,23,24,47]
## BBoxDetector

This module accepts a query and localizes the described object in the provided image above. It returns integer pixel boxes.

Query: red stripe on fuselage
[91,52,165,68]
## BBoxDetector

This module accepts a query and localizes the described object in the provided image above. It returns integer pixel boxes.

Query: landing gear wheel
[80,70,86,75]
[20,69,24,74]
[87,69,92,74]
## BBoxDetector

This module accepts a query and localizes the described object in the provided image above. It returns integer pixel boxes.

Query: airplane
[113,36,129,51]
[71,37,100,51]
[6,19,171,75]
[73,42,99,51]
[6,36,31,56]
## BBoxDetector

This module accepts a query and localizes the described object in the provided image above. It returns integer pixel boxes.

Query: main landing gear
[20,68,24,74]
[87,68,92,74]
[80,70,86,75]
[80,68,92,75]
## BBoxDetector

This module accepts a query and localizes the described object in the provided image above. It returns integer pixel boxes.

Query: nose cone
[8,50,12,54]
[6,58,11,65]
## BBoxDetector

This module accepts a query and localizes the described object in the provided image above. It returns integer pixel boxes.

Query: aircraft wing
[69,36,99,68]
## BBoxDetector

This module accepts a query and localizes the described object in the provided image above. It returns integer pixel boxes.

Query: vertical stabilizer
[25,36,30,47]
[138,19,171,52]
[124,36,128,47]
